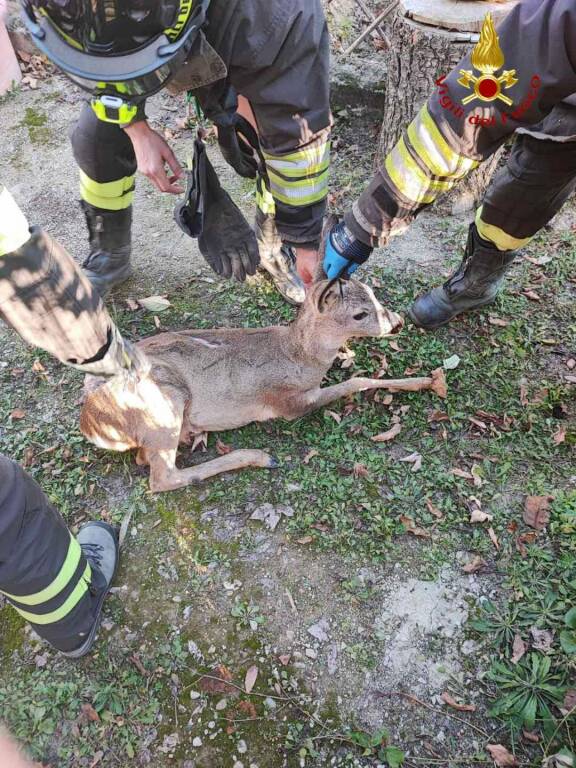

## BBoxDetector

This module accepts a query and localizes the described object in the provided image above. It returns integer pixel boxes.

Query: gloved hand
[217,115,259,179]
[323,220,373,280]
[70,326,150,378]
[174,138,260,281]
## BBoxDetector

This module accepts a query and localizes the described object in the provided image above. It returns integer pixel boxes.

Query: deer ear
[316,277,346,312]
[313,214,340,284]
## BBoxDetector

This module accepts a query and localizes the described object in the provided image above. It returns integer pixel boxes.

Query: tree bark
[378,9,503,215]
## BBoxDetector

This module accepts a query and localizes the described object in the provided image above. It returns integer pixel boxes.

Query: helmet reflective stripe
[165,0,195,41]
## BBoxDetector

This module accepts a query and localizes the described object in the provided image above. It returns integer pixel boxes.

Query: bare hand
[124,120,184,194]
[295,247,319,287]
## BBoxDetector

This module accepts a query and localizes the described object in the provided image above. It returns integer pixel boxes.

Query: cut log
[378,0,518,214]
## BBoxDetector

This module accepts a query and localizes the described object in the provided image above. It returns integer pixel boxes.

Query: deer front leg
[301,368,447,412]
[149,448,277,493]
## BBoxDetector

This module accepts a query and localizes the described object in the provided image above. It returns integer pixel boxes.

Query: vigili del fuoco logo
[435,12,541,125]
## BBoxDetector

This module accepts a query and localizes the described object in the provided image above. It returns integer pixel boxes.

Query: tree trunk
[378,0,516,215]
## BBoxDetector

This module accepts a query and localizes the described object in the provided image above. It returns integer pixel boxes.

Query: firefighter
[21,0,331,305]
[0,184,146,657]
[323,0,576,328]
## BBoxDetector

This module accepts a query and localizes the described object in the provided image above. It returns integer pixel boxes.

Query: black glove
[174,137,260,281]
[217,114,260,179]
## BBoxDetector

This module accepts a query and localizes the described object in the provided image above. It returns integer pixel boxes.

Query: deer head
[308,277,403,338]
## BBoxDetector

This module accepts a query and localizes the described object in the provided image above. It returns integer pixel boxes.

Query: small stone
[233,762,244,768]
[215,698,228,711]
[208,645,216,654]
[264,697,277,710]
[173,595,182,603]
[307,619,329,643]
[305,648,318,660]
[192,737,202,748]
[208,721,215,729]
[237,739,248,754]
[190,691,201,700]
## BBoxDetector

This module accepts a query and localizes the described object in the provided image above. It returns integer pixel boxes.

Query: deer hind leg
[149,448,277,493]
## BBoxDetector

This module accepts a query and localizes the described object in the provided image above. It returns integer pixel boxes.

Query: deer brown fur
[80,278,446,492]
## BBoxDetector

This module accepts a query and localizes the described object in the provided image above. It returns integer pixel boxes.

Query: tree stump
[378,0,517,214]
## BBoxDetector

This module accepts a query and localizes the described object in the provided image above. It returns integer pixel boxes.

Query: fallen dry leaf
[326,410,342,424]
[399,451,422,471]
[451,468,474,480]
[10,409,26,420]
[487,527,500,550]
[296,535,314,545]
[216,439,233,455]
[371,423,402,442]
[191,432,208,453]
[462,555,486,573]
[486,744,519,767]
[488,316,509,327]
[470,509,493,524]
[198,665,236,695]
[426,498,443,519]
[353,463,369,478]
[428,410,450,423]
[553,426,566,446]
[511,634,527,665]
[469,417,488,431]
[389,340,402,352]
[303,449,319,464]
[515,531,537,557]
[523,495,554,530]
[521,730,540,744]
[399,515,430,538]
[89,752,104,768]
[125,298,139,311]
[520,383,529,407]
[278,654,291,666]
[441,692,476,712]
[32,360,47,373]
[522,289,541,302]
[567,358,576,370]
[561,689,576,716]
[80,703,100,722]
[139,295,171,312]
[236,700,257,719]
[530,627,554,652]
[244,665,258,694]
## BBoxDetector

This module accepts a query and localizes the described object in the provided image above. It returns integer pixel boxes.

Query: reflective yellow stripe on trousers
[79,170,135,211]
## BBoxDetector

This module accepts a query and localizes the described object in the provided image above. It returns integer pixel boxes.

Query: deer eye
[353,310,369,321]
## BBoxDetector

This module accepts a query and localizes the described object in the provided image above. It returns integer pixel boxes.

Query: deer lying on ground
[80,278,446,492]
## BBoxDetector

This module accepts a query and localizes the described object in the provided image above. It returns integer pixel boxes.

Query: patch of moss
[19,107,52,145]
[0,605,25,658]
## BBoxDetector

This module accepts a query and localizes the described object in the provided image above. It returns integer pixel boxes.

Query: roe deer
[80,278,446,492]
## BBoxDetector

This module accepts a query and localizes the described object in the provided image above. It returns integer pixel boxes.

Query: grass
[0,224,574,766]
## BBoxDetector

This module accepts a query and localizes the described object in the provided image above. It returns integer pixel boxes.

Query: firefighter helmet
[21,0,210,122]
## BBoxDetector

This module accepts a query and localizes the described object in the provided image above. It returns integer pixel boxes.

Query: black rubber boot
[62,522,119,659]
[81,202,133,298]
[409,223,517,329]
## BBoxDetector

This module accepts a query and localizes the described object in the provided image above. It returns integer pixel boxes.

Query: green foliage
[560,606,576,654]
[488,654,567,736]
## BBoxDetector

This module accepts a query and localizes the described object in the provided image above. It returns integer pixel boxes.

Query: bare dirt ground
[0,7,575,768]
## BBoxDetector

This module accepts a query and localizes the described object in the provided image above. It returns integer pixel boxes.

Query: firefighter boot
[81,202,132,298]
[408,223,517,329]
[62,522,119,659]
[256,213,305,305]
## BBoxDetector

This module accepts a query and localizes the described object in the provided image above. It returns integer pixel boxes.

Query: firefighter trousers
[476,133,576,251]
[0,454,106,653]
